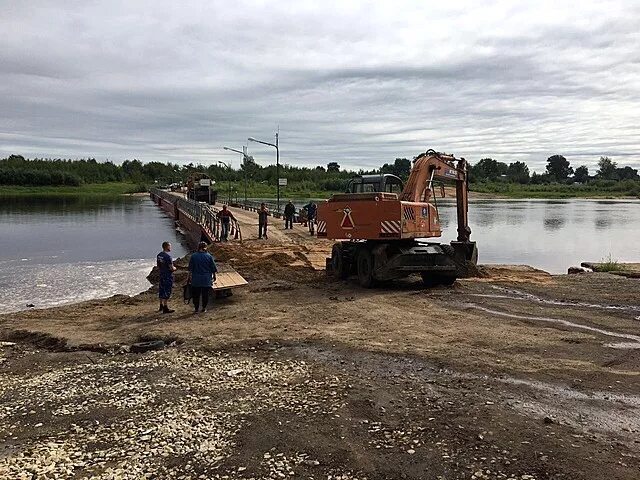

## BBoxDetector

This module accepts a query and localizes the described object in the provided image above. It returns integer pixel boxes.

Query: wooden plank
[213,271,248,290]
[212,262,248,290]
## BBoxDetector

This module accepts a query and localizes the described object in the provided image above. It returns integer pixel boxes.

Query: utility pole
[248,131,280,212]
[243,145,248,205]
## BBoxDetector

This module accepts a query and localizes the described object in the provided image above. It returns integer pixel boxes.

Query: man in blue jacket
[157,241,176,313]
[188,242,217,313]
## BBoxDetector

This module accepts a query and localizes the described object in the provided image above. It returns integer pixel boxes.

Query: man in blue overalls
[157,241,176,313]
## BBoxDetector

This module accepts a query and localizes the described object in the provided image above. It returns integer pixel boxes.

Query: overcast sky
[1,1,639,172]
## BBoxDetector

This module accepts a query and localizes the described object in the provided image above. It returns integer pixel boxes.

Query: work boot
[162,306,175,314]
[158,304,163,312]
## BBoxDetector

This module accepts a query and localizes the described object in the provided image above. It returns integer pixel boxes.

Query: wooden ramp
[213,262,248,290]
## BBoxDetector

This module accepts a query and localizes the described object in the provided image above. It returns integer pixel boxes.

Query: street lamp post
[223,146,249,205]
[217,160,232,204]
[248,132,280,212]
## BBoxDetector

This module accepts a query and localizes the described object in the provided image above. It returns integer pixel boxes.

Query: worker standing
[284,200,295,229]
[156,241,176,313]
[188,241,217,314]
[258,203,269,239]
[304,201,318,235]
[216,205,236,242]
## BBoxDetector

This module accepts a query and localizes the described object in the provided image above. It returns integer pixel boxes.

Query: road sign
[278,178,287,186]
[200,179,211,187]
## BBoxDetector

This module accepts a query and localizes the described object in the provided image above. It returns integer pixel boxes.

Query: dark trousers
[285,216,293,229]
[308,217,315,234]
[221,221,230,241]
[259,221,268,238]
[192,286,210,311]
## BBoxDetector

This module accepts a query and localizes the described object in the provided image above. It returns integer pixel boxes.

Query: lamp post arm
[223,147,243,155]
[248,138,276,148]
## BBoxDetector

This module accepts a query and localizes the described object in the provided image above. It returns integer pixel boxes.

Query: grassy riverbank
[194,180,640,200]
[2,179,639,200]
[0,182,147,197]
[471,180,640,199]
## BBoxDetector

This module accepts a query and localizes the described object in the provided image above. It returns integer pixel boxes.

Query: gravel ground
[0,346,354,479]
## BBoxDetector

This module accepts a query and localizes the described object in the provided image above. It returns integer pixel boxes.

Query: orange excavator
[317,149,478,287]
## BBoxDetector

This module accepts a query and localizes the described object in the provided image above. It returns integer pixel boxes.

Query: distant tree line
[469,155,639,184]
[1,153,638,193]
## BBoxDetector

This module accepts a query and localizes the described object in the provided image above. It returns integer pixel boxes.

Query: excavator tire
[420,272,456,287]
[356,248,375,288]
[331,243,349,279]
[420,271,440,288]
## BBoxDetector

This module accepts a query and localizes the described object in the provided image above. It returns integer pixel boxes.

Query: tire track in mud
[478,285,640,315]
[462,304,640,350]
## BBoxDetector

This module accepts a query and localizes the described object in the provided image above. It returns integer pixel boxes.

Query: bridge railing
[150,188,242,243]
[231,200,282,218]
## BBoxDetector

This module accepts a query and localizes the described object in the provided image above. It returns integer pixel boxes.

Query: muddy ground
[1,206,639,479]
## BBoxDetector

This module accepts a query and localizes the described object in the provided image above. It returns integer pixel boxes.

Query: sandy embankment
[1,205,639,479]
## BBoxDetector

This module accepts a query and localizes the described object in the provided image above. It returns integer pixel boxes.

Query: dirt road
[1,205,639,479]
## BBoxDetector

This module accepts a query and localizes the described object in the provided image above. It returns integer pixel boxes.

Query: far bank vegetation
[1,154,639,198]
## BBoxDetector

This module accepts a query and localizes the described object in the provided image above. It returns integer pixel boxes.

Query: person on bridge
[157,241,176,314]
[258,203,269,239]
[216,205,236,242]
[284,200,296,229]
[188,241,217,313]
[304,201,318,235]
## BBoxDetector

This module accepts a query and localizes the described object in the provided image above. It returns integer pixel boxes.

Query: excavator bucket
[450,241,479,277]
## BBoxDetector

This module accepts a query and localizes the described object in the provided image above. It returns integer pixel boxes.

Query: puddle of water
[466,304,640,348]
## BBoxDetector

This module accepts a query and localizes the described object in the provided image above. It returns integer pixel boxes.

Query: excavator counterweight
[317,149,478,287]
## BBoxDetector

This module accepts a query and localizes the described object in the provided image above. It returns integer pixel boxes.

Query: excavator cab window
[384,177,403,194]
[346,174,404,194]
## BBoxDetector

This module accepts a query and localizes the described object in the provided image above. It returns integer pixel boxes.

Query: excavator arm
[400,150,471,242]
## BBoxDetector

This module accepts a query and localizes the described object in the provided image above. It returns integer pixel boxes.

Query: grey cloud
[0,1,638,172]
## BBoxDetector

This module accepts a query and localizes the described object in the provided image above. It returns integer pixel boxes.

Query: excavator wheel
[420,272,456,287]
[356,248,375,288]
[420,271,440,288]
[331,243,349,279]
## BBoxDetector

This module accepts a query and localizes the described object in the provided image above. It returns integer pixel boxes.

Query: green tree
[573,165,589,183]
[471,158,508,181]
[240,155,261,179]
[380,158,411,179]
[596,156,617,180]
[546,155,573,182]
[616,166,639,180]
[506,161,530,184]
[327,162,340,173]
[530,172,551,184]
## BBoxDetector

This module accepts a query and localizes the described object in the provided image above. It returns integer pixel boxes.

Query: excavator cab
[346,174,404,195]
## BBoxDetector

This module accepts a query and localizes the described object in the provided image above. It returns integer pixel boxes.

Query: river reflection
[0,196,187,313]
[438,199,640,273]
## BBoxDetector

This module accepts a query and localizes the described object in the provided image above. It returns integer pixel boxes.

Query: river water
[273,197,640,274]
[1,196,638,314]
[0,196,187,314]
[438,198,640,274]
